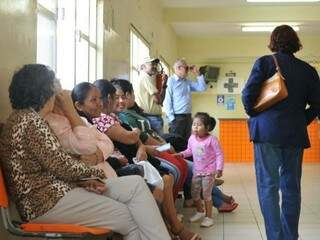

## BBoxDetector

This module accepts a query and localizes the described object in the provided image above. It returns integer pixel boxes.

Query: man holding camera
[133,57,165,134]
[163,59,207,140]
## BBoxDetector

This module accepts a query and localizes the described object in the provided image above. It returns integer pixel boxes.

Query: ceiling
[160,0,320,37]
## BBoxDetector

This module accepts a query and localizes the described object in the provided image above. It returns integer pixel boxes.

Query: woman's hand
[80,149,104,166]
[172,152,183,158]
[55,90,85,128]
[95,149,104,164]
[77,179,107,194]
[216,170,223,178]
[132,127,141,136]
[169,145,176,153]
[145,145,160,156]
[80,154,97,165]
[118,155,129,166]
[55,90,77,117]
[136,145,148,161]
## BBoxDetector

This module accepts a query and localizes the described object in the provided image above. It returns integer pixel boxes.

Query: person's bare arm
[55,90,85,128]
[105,124,140,145]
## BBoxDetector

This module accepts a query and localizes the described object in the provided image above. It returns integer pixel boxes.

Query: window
[37,0,102,90]
[130,26,150,82]
[159,57,170,75]
[37,0,57,71]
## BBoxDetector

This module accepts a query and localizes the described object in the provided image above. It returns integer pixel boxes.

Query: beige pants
[32,175,170,240]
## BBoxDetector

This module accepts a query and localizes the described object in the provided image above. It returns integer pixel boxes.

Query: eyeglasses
[178,65,194,71]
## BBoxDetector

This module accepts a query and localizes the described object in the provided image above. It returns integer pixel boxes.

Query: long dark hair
[71,82,96,123]
[194,112,216,132]
[93,79,116,106]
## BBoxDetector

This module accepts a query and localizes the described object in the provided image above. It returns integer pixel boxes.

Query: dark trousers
[254,142,303,240]
[169,114,192,141]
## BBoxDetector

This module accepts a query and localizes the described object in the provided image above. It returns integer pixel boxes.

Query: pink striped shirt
[181,134,224,176]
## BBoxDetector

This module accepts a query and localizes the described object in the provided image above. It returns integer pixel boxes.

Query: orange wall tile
[220,120,320,163]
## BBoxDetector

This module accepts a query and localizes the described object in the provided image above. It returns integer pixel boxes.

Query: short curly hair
[268,25,302,54]
[9,64,56,111]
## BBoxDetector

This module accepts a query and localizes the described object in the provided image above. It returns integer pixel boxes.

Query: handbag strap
[271,54,285,80]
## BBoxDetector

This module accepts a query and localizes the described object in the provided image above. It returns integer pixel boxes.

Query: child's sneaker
[189,211,205,222]
[200,217,214,227]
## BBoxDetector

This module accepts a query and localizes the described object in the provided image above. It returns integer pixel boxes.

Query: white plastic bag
[133,159,164,190]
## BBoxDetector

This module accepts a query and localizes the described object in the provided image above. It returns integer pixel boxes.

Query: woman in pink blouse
[44,90,117,178]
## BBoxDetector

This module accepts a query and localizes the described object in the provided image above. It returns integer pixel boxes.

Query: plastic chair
[0,167,113,239]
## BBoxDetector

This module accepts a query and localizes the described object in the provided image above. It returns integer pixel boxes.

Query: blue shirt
[163,74,207,122]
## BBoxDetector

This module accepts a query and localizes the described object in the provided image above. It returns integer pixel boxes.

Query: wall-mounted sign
[225,96,236,111]
[217,95,224,105]
[217,77,244,94]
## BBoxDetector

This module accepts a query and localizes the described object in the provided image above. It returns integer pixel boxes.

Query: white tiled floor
[177,163,320,240]
[1,163,319,239]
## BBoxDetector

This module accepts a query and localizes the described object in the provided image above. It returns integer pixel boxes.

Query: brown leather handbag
[253,55,288,112]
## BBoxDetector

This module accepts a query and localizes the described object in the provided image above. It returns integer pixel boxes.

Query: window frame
[130,25,151,82]
[36,1,58,71]
[37,0,102,90]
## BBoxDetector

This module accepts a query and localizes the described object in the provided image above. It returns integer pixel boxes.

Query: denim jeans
[145,115,163,134]
[183,160,224,208]
[254,142,303,240]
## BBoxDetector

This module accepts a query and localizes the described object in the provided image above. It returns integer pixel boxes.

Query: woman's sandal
[218,202,239,213]
[173,226,202,240]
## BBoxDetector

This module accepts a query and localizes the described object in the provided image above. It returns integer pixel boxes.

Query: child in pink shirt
[177,112,224,228]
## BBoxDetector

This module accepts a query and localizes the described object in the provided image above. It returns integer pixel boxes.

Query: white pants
[32,175,170,240]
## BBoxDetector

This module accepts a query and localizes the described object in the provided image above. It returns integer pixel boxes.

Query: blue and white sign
[225,96,236,111]
[217,95,224,105]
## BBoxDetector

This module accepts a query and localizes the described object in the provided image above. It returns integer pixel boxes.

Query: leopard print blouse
[0,109,105,222]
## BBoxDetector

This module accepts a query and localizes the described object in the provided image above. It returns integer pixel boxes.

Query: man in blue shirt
[163,59,207,140]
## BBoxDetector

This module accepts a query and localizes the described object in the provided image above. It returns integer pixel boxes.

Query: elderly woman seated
[0,64,171,240]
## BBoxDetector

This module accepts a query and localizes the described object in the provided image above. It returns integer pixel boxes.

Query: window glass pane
[130,30,150,81]
[131,69,139,83]
[37,12,56,71]
[76,39,89,84]
[131,33,139,68]
[57,0,75,90]
[89,0,97,44]
[89,46,96,82]
[77,0,89,35]
[38,0,57,13]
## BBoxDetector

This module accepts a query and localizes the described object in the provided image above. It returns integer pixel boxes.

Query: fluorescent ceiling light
[242,25,300,32]
[243,22,300,26]
[247,0,319,2]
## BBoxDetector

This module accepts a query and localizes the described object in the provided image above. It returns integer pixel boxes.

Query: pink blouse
[93,113,120,133]
[181,134,224,176]
[45,112,117,178]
